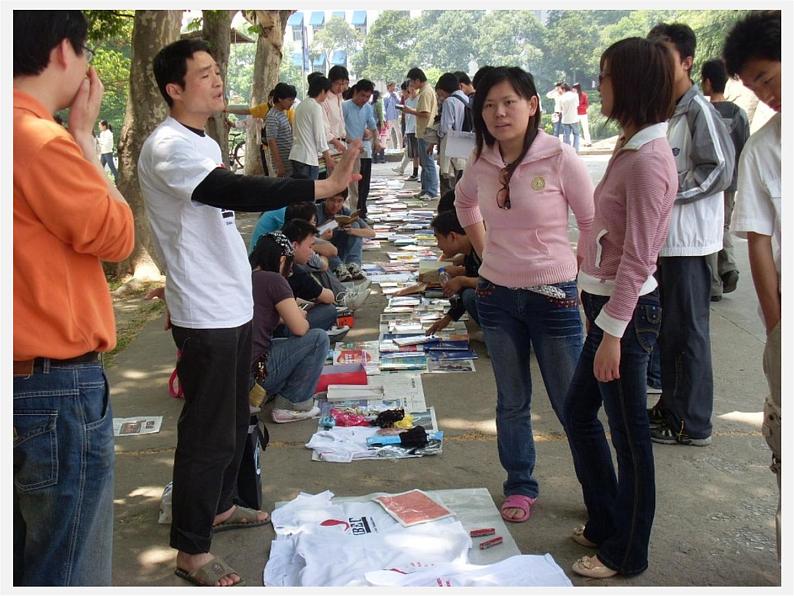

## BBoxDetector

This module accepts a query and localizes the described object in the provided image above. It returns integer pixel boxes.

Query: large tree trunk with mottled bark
[242,10,293,176]
[114,10,182,281]
[203,10,237,163]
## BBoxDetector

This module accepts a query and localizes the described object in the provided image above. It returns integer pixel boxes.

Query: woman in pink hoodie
[564,37,677,579]
[455,66,594,525]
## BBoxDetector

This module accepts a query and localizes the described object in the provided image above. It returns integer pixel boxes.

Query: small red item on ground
[478,536,503,550]
[469,528,495,538]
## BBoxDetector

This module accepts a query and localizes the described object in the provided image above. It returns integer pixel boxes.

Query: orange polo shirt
[13,89,135,361]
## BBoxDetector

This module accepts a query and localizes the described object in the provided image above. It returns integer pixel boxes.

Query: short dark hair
[648,22,697,63]
[249,234,293,274]
[454,71,472,86]
[601,37,675,128]
[324,187,349,201]
[100,119,113,132]
[561,83,572,92]
[723,11,781,77]
[400,80,409,91]
[406,67,427,82]
[372,90,381,101]
[431,210,466,236]
[437,189,456,214]
[153,38,213,107]
[353,79,375,94]
[284,201,316,224]
[435,73,460,95]
[328,64,349,83]
[701,58,729,93]
[282,218,317,244]
[272,82,297,102]
[14,10,89,77]
[307,75,331,98]
[472,65,494,90]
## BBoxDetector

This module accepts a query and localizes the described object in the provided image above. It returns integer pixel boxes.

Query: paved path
[108,158,779,587]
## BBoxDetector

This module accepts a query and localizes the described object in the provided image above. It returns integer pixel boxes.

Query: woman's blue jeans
[476,277,583,499]
[565,290,661,576]
[263,329,329,410]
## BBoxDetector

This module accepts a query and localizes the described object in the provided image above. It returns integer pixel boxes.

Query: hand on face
[68,66,104,141]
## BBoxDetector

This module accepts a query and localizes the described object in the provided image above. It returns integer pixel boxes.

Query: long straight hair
[471,66,542,185]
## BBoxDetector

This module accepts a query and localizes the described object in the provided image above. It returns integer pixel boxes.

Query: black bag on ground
[234,415,269,510]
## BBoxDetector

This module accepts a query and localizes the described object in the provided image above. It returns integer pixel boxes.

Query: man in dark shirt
[701,58,751,300]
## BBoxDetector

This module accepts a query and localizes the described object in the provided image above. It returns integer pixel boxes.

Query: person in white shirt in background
[559,83,580,151]
[545,82,564,139]
[320,65,349,159]
[98,119,117,182]
[289,73,335,180]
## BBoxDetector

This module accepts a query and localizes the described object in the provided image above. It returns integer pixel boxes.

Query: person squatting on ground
[455,66,595,525]
[700,58,750,302]
[13,10,135,586]
[723,9,781,561]
[564,37,678,579]
[645,22,735,447]
[249,232,330,424]
[137,38,361,586]
[315,189,376,282]
[426,209,482,336]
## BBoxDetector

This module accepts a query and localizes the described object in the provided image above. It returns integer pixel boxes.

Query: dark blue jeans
[460,287,480,325]
[566,290,661,576]
[656,256,713,439]
[14,359,114,585]
[290,160,319,180]
[476,277,583,499]
[329,223,364,267]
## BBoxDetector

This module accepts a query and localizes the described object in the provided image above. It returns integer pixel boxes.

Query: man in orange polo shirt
[13,11,134,586]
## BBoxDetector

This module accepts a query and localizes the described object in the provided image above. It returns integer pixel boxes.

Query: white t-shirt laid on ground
[138,116,253,329]
[731,112,781,279]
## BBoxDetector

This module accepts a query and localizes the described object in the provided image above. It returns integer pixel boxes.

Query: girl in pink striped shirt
[564,37,677,579]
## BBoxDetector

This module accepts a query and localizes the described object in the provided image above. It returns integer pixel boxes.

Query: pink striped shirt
[577,123,678,337]
[455,131,594,288]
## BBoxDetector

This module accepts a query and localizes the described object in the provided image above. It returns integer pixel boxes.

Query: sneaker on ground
[392,167,404,175]
[326,325,350,342]
[341,283,371,312]
[406,175,419,181]
[271,404,321,424]
[346,263,366,281]
[334,265,354,282]
[721,270,739,294]
[419,193,436,201]
[647,404,666,427]
[646,385,662,395]
[650,420,712,446]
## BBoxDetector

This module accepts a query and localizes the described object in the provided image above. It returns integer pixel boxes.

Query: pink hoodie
[455,130,594,288]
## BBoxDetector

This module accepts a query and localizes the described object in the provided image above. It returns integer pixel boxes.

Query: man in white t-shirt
[289,73,335,180]
[558,83,580,151]
[724,10,781,560]
[138,38,361,587]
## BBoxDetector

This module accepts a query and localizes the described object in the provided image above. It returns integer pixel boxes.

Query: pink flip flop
[500,494,536,523]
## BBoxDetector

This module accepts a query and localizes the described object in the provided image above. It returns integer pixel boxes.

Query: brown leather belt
[13,351,99,376]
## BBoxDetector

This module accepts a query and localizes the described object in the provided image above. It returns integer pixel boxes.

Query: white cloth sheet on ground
[264,489,569,587]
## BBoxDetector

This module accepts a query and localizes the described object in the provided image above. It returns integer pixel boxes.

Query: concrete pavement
[108,158,780,587]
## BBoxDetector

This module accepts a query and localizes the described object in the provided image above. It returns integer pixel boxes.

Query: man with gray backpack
[435,72,473,197]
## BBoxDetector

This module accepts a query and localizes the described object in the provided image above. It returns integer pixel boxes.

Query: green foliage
[477,11,544,73]
[311,15,362,70]
[83,10,134,43]
[354,11,416,82]
[413,11,483,72]
[541,11,602,87]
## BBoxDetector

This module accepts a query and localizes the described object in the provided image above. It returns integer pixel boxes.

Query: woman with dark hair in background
[565,37,677,579]
[455,66,594,525]
[98,119,117,182]
[249,232,329,424]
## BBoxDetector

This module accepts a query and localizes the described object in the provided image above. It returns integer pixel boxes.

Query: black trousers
[170,321,252,554]
[357,157,372,216]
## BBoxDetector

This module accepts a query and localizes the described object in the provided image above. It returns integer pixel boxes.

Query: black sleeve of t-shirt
[288,270,323,301]
[191,167,315,212]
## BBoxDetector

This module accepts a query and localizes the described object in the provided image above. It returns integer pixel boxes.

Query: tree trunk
[203,10,237,163]
[114,10,182,281]
[242,10,293,176]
